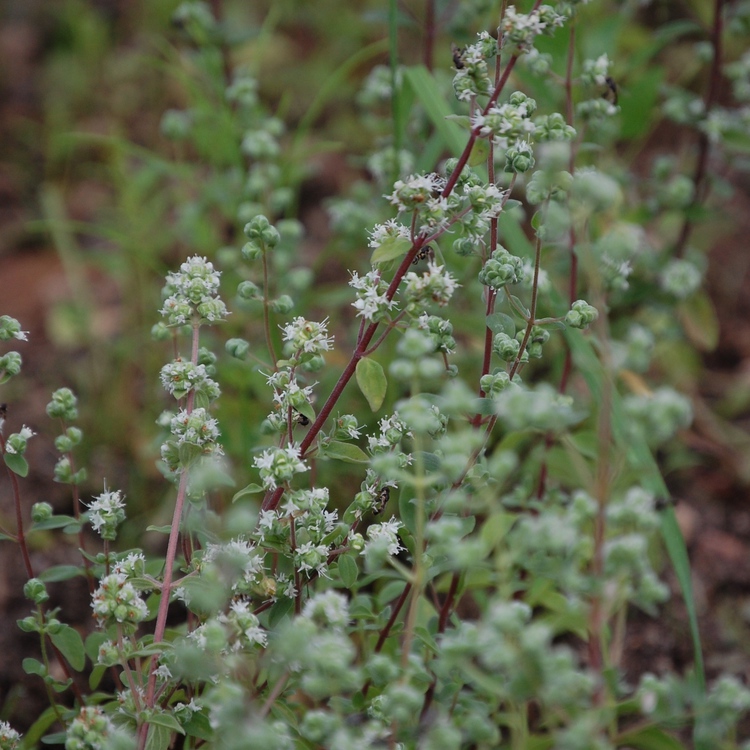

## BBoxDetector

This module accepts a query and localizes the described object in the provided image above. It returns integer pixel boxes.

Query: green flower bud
[0,316,28,342]
[226,338,250,360]
[270,295,294,314]
[0,352,22,383]
[151,322,171,341]
[243,215,280,248]
[46,388,78,421]
[237,280,260,299]
[23,578,49,604]
[565,299,599,329]
[493,332,521,360]
[31,502,53,523]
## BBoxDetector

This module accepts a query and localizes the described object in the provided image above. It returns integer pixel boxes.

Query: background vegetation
[2,0,750,746]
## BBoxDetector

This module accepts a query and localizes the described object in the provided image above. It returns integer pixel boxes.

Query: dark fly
[451,43,465,70]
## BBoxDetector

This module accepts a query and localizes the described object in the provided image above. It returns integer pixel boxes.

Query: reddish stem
[673,0,726,258]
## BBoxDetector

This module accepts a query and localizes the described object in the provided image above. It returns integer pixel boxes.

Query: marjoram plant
[2,0,750,748]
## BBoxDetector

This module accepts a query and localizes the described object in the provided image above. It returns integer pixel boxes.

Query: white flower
[349,270,398,322]
[253,445,308,490]
[281,317,333,355]
[402,262,459,307]
[368,219,411,249]
[364,517,404,556]
[302,590,350,629]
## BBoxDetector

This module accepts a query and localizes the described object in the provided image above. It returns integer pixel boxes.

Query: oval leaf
[145,724,172,750]
[338,554,359,588]
[50,625,86,671]
[23,657,46,677]
[31,515,79,531]
[322,440,369,464]
[356,357,387,411]
[486,313,517,336]
[468,137,490,167]
[232,483,264,503]
[3,452,28,477]
[38,565,84,583]
[679,292,718,352]
[371,236,412,265]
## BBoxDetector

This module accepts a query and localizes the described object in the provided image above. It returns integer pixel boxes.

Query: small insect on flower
[0,403,7,432]
[293,410,310,427]
[412,245,434,265]
[602,76,618,106]
[372,487,391,515]
[451,43,465,70]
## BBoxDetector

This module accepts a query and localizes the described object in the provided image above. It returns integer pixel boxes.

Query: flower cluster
[0,316,27,342]
[219,599,268,650]
[472,92,537,150]
[417,314,456,354]
[253,444,308,490]
[363,517,404,559]
[0,722,20,750]
[565,300,599,329]
[349,269,397,323]
[452,34,495,102]
[87,487,126,541]
[3,425,34,455]
[501,5,565,50]
[402,262,459,310]
[263,369,315,432]
[281,317,333,364]
[581,53,612,87]
[367,218,411,249]
[161,407,223,473]
[386,172,445,213]
[65,706,125,750]
[160,360,220,402]
[160,255,227,326]
[91,572,148,627]
[478,247,526,289]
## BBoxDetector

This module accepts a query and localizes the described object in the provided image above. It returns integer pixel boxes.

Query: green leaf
[338,554,359,588]
[356,357,387,411]
[412,451,441,473]
[50,624,86,671]
[321,440,369,464]
[486,312,517,336]
[146,525,173,534]
[22,658,46,676]
[295,400,316,423]
[404,66,467,157]
[89,664,106,690]
[480,511,517,550]
[232,483,264,503]
[468,137,490,167]
[619,67,664,140]
[41,732,68,745]
[3,452,28,477]
[38,565,84,583]
[30,514,79,531]
[509,295,530,318]
[21,706,59,748]
[398,490,417,535]
[444,114,471,129]
[145,723,173,750]
[679,292,718,352]
[268,596,294,628]
[183,711,213,741]
[371,236,412,264]
[616,726,686,750]
[148,713,185,735]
